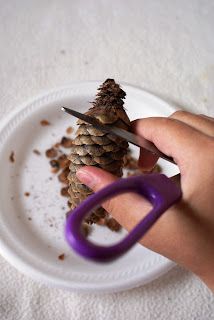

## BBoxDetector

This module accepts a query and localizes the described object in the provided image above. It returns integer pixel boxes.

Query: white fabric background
[0,0,213,319]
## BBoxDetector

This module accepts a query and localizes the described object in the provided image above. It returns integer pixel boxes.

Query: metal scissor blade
[61,107,176,164]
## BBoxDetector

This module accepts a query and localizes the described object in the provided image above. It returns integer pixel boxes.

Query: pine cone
[67,79,131,224]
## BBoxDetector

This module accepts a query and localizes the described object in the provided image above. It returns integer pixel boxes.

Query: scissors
[62,107,182,262]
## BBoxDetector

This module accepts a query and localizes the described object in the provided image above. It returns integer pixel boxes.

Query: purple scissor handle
[65,174,181,262]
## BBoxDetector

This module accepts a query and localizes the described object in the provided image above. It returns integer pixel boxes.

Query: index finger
[132,117,207,168]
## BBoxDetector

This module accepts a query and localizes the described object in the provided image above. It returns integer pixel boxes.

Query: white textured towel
[0,1,213,319]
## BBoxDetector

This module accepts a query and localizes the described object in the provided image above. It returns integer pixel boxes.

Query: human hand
[76,111,214,291]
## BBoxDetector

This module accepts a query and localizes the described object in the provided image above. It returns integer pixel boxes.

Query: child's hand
[77,111,214,290]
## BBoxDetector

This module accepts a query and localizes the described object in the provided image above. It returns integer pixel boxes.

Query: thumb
[77,166,117,193]
[76,166,151,229]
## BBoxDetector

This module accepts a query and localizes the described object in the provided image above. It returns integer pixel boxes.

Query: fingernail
[76,169,97,188]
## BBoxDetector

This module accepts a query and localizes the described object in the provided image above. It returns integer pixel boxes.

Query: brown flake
[60,136,73,148]
[40,120,50,126]
[9,151,15,163]
[24,192,30,197]
[106,218,121,232]
[58,253,65,261]
[66,127,73,134]
[33,149,41,155]
[50,159,60,170]
[54,142,61,148]
[46,148,58,158]
[28,217,32,221]
[61,186,69,197]
[58,154,70,169]
[58,167,69,184]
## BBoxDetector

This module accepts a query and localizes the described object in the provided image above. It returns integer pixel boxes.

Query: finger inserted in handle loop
[65,174,181,262]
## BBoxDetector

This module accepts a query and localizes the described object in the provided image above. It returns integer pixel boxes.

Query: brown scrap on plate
[106,218,121,232]
[66,126,73,134]
[61,186,69,197]
[45,148,58,158]
[33,149,41,155]
[58,154,70,169]
[54,142,61,148]
[51,168,59,174]
[58,167,69,184]
[40,120,50,126]
[60,136,73,148]
[58,253,65,261]
[49,159,60,173]
[50,159,60,168]
[9,151,15,163]
[24,192,30,197]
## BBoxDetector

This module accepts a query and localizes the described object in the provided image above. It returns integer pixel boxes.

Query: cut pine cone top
[68,79,131,224]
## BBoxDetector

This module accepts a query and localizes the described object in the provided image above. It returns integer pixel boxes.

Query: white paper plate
[0,81,179,293]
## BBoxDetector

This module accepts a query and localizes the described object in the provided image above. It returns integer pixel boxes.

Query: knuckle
[159,117,172,127]
[170,110,188,120]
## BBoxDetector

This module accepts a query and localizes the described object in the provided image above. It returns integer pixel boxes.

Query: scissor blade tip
[61,106,67,111]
